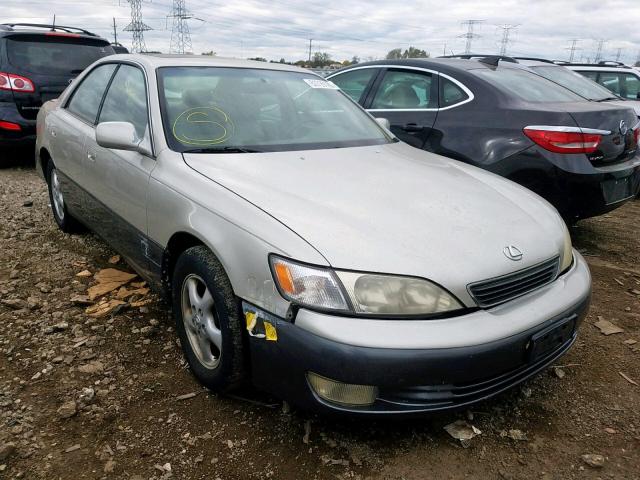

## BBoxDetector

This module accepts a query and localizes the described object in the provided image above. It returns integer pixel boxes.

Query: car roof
[112,53,317,75]
[0,23,108,42]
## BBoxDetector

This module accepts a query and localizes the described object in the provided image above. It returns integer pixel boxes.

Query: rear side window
[99,65,149,138]
[439,77,470,107]
[67,64,117,124]
[474,68,583,103]
[371,70,435,109]
[594,72,640,100]
[6,36,115,76]
[330,68,377,103]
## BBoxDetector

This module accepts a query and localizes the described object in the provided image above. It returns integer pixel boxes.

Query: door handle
[87,152,96,162]
[50,129,57,137]
[400,123,425,132]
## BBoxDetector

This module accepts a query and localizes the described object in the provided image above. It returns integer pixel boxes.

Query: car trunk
[4,33,115,120]
[548,101,639,166]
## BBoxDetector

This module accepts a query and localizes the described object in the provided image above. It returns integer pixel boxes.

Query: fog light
[307,372,378,407]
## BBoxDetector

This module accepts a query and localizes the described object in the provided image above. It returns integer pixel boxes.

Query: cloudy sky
[4,0,640,63]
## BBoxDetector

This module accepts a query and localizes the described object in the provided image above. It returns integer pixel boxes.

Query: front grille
[468,257,560,308]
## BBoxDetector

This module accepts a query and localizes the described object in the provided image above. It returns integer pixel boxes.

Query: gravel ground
[1,155,639,480]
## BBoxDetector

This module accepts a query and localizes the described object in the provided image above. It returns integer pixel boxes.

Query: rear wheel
[46,161,82,233]
[172,246,245,391]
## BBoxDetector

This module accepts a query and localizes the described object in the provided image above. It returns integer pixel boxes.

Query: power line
[123,0,152,53]
[593,39,606,63]
[497,24,519,56]
[112,17,118,44]
[566,39,581,62]
[168,0,193,54]
[459,19,483,54]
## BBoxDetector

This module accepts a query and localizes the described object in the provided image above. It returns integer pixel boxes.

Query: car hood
[184,142,566,300]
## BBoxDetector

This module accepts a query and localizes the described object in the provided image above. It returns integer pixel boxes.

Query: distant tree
[279,57,286,64]
[248,56,267,62]
[312,52,333,67]
[403,46,429,58]
[351,55,360,64]
[635,60,640,67]
[201,50,216,56]
[386,48,402,60]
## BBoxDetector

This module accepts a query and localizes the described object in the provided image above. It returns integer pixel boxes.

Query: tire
[172,246,245,392]
[45,161,82,233]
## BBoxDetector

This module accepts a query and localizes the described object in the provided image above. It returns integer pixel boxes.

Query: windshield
[473,67,584,103]
[7,36,114,76]
[529,65,617,101]
[157,67,393,153]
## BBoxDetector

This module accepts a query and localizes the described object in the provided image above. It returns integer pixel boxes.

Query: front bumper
[247,252,591,416]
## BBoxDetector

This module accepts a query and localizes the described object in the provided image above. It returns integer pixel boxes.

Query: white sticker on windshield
[304,78,339,89]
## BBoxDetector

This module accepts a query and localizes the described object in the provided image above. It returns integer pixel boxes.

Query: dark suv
[0,23,115,148]
[328,57,640,220]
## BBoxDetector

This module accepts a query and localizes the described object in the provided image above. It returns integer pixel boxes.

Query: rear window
[6,36,115,76]
[474,68,584,103]
[530,65,615,101]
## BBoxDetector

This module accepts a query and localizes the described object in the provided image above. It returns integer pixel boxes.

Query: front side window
[371,70,435,109]
[597,73,622,96]
[474,68,584,103]
[157,67,392,153]
[66,64,117,124]
[620,73,640,99]
[99,65,149,138]
[439,77,470,107]
[330,68,377,103]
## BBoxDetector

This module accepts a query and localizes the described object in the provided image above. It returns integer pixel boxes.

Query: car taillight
[0,72,35,93]
[634,124,640,145]
[0,121,21,131]
[523,126,604,154]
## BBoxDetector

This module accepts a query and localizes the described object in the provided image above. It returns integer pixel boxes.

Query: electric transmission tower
[169,0,193,54]
[566,39,581,62]
[497,24,519,56]
[593,39,606,63]
[615,47,623,62]
[459,20,483,54]
[124,0,152,53]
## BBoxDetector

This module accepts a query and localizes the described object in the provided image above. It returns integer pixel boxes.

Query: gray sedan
[36,55,591,415]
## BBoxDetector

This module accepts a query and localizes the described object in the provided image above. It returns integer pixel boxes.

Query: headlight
[270,255,463,316]
[560,225,573,273]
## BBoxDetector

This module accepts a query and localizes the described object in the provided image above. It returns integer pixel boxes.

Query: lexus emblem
[619,120,629,136]
[503,245,523,261]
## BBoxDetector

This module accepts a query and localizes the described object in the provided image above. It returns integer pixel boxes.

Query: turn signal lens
[269,256,349,311]
[524,127,602,154]
[307,372,378,407]
[560,226,573,273]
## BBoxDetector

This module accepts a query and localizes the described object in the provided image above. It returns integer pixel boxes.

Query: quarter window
[371,70,435,109]
[98,65,149,138]
[440,77,470,107]
[330,68,377,103]
[66,64,117,124]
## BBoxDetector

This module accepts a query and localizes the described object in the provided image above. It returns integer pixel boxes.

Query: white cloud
[4,0,640,63]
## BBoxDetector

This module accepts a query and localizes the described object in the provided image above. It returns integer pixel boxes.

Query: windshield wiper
[182,147,263,154]
[595,96,621,102]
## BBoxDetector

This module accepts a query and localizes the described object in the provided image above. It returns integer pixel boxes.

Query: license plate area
[601,177,633,205]
[528,316,576,362]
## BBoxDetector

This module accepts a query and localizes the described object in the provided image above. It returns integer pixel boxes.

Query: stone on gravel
[594,317,624,335]
[57,400,77,419]
[444,420,481,441]
[77,360,105,375]
[581,453,605,468]
[0,443,16,461]
[87,268,137,300]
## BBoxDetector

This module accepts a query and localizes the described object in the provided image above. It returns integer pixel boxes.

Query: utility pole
[169,0,193,54]
[112,17,118,44]
[636,49,640,66]
[615,47,623,62]
[497,24,519,56]
[566,39,581,62]
[594,39,606,63]
[124,0,152,53]
[308,38,313,63]
[459,20,483,55]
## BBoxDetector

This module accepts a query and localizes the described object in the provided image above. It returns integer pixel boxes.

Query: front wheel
[172,246,246,392]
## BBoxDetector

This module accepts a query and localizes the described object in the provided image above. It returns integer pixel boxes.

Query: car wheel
[172,246,246,392]
[46,161,82,233]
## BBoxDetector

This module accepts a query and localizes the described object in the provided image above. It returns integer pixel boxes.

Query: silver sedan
[36,54,591,415]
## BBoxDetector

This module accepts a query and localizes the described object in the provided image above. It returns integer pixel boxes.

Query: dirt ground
[1,153,639,480]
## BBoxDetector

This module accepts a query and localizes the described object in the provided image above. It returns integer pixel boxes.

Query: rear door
[364,68,438,149]
[4,34,115,121]
[47,63,117,216]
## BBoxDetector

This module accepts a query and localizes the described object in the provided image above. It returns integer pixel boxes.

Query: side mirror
[376,117,391,130]
[636,92,640,100]
[96,122,140,151]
